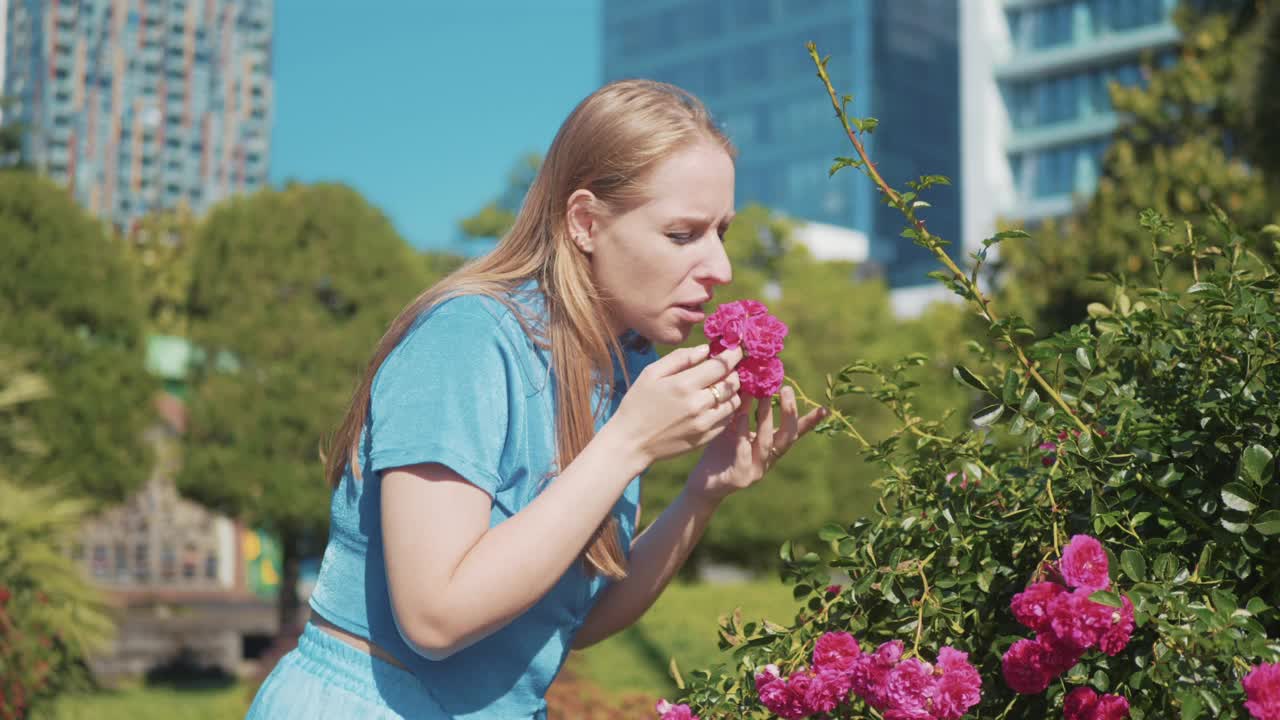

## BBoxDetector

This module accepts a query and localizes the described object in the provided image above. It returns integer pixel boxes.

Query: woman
[247,79,826,719]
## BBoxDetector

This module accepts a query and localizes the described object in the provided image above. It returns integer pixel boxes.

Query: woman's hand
[684,384,827,507]
[609,343,746,466]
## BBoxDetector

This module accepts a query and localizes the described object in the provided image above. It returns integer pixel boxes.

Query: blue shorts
[247,622,450,719]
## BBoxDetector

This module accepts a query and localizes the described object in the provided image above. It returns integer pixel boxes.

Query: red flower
[1059,535,1110,592]
[1243,662,1280,720]
[1011,581,1068,634]
[1002,638,1051,695]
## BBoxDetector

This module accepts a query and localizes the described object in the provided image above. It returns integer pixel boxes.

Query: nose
[696,235,733,287]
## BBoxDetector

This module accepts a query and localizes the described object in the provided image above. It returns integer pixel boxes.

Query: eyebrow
[668,213,736,227]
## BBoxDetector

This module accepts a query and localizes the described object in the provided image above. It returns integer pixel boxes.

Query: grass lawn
[51,680,248,720]
[49,579,796,715]
[572,578,797,697]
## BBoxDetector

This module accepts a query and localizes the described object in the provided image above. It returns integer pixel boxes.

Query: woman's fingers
[679,345,743,390]
[754,393,774,458]
[777,386,799,449]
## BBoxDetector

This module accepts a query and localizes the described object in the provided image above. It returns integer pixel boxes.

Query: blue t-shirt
[307,283,657,719]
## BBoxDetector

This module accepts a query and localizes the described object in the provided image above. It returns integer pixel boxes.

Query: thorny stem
[913,550,937,655]
[806,43,1092,441]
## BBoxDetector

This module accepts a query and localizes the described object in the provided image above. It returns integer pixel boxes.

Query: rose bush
[662,43,1280,719]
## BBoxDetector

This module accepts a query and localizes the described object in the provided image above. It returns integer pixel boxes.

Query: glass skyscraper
[2,0,273,233]
[602,0,962,289]
[962,0,1178,249]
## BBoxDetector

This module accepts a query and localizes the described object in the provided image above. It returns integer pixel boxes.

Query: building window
[161,545,176,582]
[92,544,109,578]
[134,544,150,581]
[114,542,128,579]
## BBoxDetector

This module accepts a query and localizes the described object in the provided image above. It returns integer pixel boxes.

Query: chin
[647,322,694,347]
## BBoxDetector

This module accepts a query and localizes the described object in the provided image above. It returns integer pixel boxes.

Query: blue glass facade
[996,0,1178,219]
[603,0,961,289]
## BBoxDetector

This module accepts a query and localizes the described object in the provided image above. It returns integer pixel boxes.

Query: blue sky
[269,0,600,253]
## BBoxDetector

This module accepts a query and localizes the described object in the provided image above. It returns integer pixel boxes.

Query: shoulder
[406,292,539,351]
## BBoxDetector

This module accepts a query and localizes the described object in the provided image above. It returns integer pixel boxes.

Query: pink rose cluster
[655,699,698,720]
[703,299,788,398]
[1002,535,1134,716]
[1063,687,1130,720]
[1243,662,1280,720]
[753,632,982,719]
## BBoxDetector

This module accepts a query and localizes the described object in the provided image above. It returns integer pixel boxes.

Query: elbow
[398,613,466,662]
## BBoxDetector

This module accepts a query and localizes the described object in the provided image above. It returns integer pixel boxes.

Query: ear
[565,189,598,254]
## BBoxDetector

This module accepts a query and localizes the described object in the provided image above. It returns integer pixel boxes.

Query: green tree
[0,171,155,500]
[125,206,202,336]
[180,183,442,629]
[998,3,1280,332]
[0,349,115,718]
[457,153,541,242]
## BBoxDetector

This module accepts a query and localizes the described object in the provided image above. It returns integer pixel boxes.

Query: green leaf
[1089,590,1122,608]
[1221,518,1250,534]
[1254,510,1280,535]
[1120,549,1147,582]
[1021,388,1040,414]
[1075,347,1092,371]
[1179,691,1203,720]
[952,365,991,394]
[1221,483,1258,513]
[1002,369,1020,405]
[1086,302,1113,318]
[779,540,792,562]
[1242,445,1274,486]
[970,404,1005,428]
[818,523,845,542]
[1187,281,1221,295]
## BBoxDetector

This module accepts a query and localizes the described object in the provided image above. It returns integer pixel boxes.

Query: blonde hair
[324,80,736,579]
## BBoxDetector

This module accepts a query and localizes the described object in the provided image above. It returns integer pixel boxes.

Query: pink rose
[1063,687,1099,720]
[1060,535,1110,592]
[1048,589,1113,652]
[932,647,983,720]
[813,631,862,676]
[850,640,903,710]
[1003,638,1051,694]
[703,302,748,349]
[884,708,934,719]
[1037,631,1084,677]
[1097,595,1135,656]
[738,354,785,398]
[743,313,788,357]
[803,670,848,715]
[1012,581,1069,634]
[655,699,699,720]
[752,666,808,719]
[1093,694,1131,720]
[886,658,936,715]
[1244,662,1280,720]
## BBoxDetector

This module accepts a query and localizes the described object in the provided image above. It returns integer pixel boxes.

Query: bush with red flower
[660,40,1280,720]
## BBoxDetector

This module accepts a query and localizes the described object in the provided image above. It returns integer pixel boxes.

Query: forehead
[636,142,735,221]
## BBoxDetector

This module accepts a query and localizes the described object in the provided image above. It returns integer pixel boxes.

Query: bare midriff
[310,611,409,671]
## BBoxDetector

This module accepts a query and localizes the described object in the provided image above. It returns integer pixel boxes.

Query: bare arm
[571,387,827,648]
[381,344,743,660]
[381,421,648,660]
[571,488,719,649]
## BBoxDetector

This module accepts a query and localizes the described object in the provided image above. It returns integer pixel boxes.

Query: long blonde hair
[324,80,736,579]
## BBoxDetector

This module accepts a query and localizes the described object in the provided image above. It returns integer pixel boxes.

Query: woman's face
[576,141,736,346]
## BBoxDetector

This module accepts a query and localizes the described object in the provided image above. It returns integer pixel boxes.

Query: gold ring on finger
[709,384,723,404]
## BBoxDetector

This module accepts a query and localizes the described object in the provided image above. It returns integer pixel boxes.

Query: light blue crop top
[307,282,657,719]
